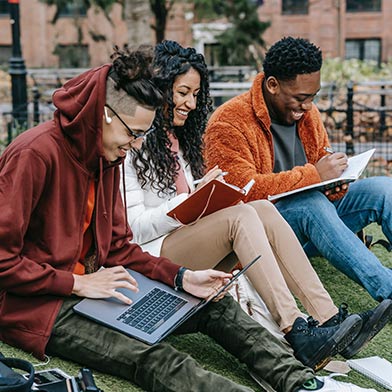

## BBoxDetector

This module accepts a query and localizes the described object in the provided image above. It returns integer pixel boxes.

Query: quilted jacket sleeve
[120,154,187,245]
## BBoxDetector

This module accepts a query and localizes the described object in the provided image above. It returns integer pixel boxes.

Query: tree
[150,0,174,43]
[40,0,269,62]
[40,0,172,44]
[39,0,154,45]
[194,0,270,69]
[123,0,154,45]
[40,0,117,23]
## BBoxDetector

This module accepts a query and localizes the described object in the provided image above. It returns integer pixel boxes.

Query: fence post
[33,86,40,125]
[238,69,244,82]
[345,81,355,155]
[8,0,28,130]
[380,83,386,135]
[7,119,13,146]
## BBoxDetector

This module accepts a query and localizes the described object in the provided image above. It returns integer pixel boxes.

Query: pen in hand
[193,172,228,185]
[324,147,335,154]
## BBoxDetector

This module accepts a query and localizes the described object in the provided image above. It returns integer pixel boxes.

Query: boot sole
[340,299,392,359]
[306,314,362,371]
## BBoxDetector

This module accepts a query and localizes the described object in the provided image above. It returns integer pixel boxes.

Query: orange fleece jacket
[204,72,345,202]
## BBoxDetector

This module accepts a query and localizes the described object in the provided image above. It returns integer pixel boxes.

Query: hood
[52,64,111,173]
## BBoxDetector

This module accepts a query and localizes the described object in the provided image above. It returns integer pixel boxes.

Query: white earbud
[104,107,112,124]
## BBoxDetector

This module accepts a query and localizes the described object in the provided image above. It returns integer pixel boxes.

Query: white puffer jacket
[121,151,195,256]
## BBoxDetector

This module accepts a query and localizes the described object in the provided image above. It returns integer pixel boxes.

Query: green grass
[1,223,391,391]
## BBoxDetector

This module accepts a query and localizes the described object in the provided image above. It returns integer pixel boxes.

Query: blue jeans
[276,176,392,301]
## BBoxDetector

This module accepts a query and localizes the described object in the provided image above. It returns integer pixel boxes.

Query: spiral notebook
[347,356,392,390]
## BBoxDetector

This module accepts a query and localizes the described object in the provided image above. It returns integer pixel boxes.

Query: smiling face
[101,105,156,162]
[264,71,321,125]
[172,67,201,127]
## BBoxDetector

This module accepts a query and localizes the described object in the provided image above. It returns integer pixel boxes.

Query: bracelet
[174,267,188,291]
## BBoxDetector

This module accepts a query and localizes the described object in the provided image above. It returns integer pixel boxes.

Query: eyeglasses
[105,104,156,140]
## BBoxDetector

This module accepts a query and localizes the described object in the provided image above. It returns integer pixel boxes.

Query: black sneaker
[285,315,362,371]
[322,299,392,359]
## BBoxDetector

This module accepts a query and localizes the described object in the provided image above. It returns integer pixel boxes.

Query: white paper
[348,356,392,390]
[268,148,375,202]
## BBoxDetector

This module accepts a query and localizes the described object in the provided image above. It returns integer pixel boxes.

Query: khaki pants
[47,295,314,392]
[161,200,337,331]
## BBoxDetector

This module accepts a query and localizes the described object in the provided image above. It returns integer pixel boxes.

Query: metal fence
[0,86,54,154]
[316,80,392,176]
[1,69,392,176]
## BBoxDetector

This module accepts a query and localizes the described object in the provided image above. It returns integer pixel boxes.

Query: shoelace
[339,303,371,324]
[337,303,350,322]
[304,316,333,337]
[307,316,320,327]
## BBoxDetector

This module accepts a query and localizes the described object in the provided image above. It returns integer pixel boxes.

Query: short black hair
[263,36,322,81]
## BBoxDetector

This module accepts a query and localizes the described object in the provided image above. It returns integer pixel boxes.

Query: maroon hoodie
[0,65,180,359]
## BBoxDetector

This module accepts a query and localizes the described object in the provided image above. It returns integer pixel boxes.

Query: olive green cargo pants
[46,295,314,392]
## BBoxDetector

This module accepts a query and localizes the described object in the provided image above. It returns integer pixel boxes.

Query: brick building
[0,0,192,68]
[0,0,391,69]
[258,0,392,63]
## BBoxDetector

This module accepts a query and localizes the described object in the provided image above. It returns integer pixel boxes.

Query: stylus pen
[193,172,228,185]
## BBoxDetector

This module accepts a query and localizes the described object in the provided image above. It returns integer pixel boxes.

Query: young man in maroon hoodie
[0,46,376,392]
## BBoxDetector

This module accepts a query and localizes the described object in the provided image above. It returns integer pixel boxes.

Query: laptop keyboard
[116,287,187,334]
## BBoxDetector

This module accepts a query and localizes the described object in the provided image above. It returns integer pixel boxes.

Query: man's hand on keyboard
[182,269,232,300]
[72,266,139,305]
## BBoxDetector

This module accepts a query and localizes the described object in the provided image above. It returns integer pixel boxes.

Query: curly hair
[107,44,163,111]
[263,36,322,82]
[130,40,213,195]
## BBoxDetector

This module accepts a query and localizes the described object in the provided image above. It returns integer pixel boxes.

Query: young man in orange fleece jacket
[205,36,392,361]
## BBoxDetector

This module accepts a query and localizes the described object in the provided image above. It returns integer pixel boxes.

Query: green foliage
[39,0,117,23]
[193,0,226,19]
[322,57,392,86]
[40,0,118,11]
[194,0,269,67]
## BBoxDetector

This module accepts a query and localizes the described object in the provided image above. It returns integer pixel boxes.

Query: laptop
[73,255,260,345]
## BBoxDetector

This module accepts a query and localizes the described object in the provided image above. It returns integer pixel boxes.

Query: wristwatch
[174,267,188,291]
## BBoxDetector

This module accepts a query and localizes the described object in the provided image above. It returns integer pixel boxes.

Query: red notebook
[167,179,255,225]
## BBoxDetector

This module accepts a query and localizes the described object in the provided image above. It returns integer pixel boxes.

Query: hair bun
[111,44,154,83]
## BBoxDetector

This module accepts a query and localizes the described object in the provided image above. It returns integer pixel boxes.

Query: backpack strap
[0,354,35,392]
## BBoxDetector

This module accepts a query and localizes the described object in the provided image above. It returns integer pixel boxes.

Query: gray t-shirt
[271,121,307,173]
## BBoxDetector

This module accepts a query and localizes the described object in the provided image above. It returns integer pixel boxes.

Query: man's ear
[264,76,280,95]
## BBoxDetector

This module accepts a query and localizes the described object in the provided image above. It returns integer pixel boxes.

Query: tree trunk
[150,0,168,43]
[123,0,154,46]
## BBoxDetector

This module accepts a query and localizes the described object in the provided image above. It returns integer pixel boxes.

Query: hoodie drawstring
[98,157,108,221]
[121,161,129,233]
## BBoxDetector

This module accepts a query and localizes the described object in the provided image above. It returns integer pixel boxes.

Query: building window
[0,45,12,65]
[58,2,87,17]
[346,0,381,12]
[55,44,90,68]
[345,39,381,64]
[0,0,9,16]
[282,0,308,15]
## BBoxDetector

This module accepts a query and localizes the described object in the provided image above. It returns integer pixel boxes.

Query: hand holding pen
[193,166,228,188]
[315,146,349,194]
[316,145,348,180]
[324,146,335,154]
